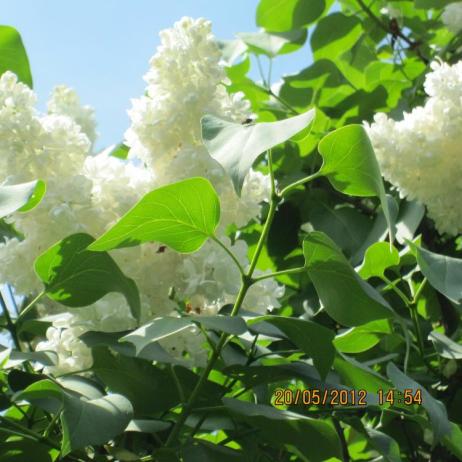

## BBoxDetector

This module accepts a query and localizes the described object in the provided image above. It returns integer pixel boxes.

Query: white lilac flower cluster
[0,17,282,373]
[442,2,462,34]
[366,60,462,236]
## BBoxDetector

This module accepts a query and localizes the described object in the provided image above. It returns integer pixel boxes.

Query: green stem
[268,89,299,115]
[256,55,268,89]
[252,267,305,283]
[355,0,428,63]
[43,408,61,439]
[411,277,427,305]
[0,416,60,449]
[381,276,412,306]
[278,172,322,197]
[247,199,278,277]
[164,278,250,447]
[164,152,280,448]
[332,417,350,462]
[211,236,245,276]
[170,365,186,403]
[268,149,276,197]
[16,291,45,324]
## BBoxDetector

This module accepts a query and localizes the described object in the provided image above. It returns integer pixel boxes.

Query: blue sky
[3,1,312,149]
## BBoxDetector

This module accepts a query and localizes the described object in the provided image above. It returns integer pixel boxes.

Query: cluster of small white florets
[1,17,281,373]
[366,60,462,236]
[442,2,462,34]
[47,85,98,146]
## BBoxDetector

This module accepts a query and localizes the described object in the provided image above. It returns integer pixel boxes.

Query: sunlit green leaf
[311,13,362,60]
[0,180,46,218]
[358,242,400,279]
[256,0,325,32]
[0,25,33,87]
[318,124,394,241]
[334,320,391,353]
[88,177,220,253]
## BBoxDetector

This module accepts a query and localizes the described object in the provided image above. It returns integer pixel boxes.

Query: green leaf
[311,13,362,60]
[88,177,219,253]
[0,440,54,462]
[121,317,192,354]
[121,316,247,354]
[257,0,325,32]
[108,142,130,159]
[334,320,391,353]
[91,348,224,415]
[442,422,462,460]
[358,242,400,279]
[408,242,462,303]
[125,419,171,433]
[415,0,453,8]
[91,347,178,414]
[395,200,425,245]
[305,200,372,258]
[386,363,450,441]
[318,124,394,241]
[428,331,462,359]
[0,180,46,218]
[365,428,402,462]
[0,25,33,87]
[223,398,342,462]
[35,233,141,320]
[0,347,57,367]
[248,315,335,379]
[334,356,389,404]
[80,330,183,365]
[183,440,245,462]
[303,231,392,326]
[17,379,133,456]
[237,30,307,57]
[202,110,315,194]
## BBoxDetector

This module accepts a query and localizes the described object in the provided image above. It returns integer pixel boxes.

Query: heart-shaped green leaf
[0,180,46,218]
[0,26,33,87]
[303,231,392,326]
[35,233,141,320]
[311,13,362,60]
[202,110,315,194]
[248,315,335,379]
[358,242,400,279]
[318,124,394,241]
[16,379,133,456]
[88,177,220,253]
[257,0,325,32]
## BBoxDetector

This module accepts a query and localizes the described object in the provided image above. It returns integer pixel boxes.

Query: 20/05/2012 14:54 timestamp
[272,388,423,407]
